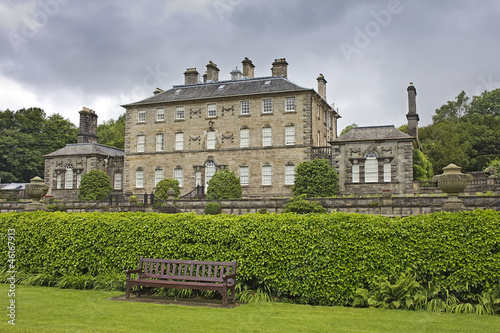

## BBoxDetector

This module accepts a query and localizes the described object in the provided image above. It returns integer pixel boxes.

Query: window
[65,164,73,189]
[77,174,82,189]
[317,104,321,118]
[136,169,144,188]
[240,101,249,115]
[195,171,202,186]
[205,161,216,190]
[352,164,360,183]
[285,165,295,185]
[262,165,272,185]
[285,125,295,145]
[137,135,145,152]
[57,174,63,189]
[240,128,249,148]
[262,127,272,147]
[384,163,391,182]
[207,103,217,117]
[207,131,216,149]
[176,106,184,120]
[323,110,327,124]
[156,108,165,121]
[365,152,378,183]
[155,169,163,187]
[239,166,249,186]
[138,110,146,123]
[262,98,272,113]
[114,172,122,190]
[156,133,164,152]
[285,97,295,112]
[174,168,183,187]
[175,132,184,151]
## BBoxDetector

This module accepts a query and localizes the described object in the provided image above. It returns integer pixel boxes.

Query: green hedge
[1,210,499,305]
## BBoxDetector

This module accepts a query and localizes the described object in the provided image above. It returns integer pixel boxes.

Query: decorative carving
[221,106,234,116]
[221,133,234,144]
[75,160,83,167]
[56,161,63,167]
[381,147,393,155]
[189,108,202,119]
[350,148,361,156]
[189,135,201,146]
[208,121,215,131]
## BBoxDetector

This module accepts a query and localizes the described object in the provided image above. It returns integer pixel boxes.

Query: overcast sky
[1,0,499,131]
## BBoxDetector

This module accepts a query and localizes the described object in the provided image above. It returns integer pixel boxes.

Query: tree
[155,179,181,200]
[340,123,358,136]
[432,90,469,123]
[292,159,338,198]
[484,158,500,177]
[206,169,242,200]
[467,88,500,116]
[78,169,112,201]
[97,114,125,149]
[413,149,433,181]
[0,108,77,183]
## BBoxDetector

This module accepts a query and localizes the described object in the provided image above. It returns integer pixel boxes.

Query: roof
[332,125,413,143]
[44,143,124,158]
[122,76,313,107]
[0,183,27,190]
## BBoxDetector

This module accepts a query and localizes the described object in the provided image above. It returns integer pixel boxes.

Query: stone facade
[122,58,339,197]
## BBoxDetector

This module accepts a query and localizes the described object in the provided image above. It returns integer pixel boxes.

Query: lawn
[1,284,500,333]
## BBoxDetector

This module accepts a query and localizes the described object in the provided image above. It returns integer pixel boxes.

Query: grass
[2,285,500,333]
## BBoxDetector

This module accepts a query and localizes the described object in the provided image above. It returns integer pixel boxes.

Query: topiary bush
[155,179,180,200]
[206,169,242,200]
[282,194,326,214]
[78,169,112,201]
[204,202,222,215]
[292,159,338,198]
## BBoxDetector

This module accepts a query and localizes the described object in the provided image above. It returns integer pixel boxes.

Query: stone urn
[432,164,472,210]
[25,176,49,211]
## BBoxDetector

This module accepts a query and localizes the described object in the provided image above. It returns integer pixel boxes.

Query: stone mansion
[44,57,419,199]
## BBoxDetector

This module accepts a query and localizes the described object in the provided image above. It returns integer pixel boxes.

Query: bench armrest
[222,273,237,282]
[124,268,142,280]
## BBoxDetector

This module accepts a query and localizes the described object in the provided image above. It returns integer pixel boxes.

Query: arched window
[65,164,73,189]
[205,161,216,191]
[364,152,378,183]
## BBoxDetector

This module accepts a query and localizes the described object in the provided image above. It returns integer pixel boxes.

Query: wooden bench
[125,257,237,306]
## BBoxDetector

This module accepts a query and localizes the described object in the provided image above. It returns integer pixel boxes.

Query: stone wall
[3,195,498,216]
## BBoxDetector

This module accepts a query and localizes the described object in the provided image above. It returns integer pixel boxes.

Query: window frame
[262,127,272,147]
[174,168,183,187]
[175,132,184,151]
[156,108,165,122]
[207,103,217,118]
[240,128,249,148]
[138,110,146,123]
[207,131,216,149]
[136,169,144,188]
[262,98,272,114]
[154,169,163,187]
[137,135,145,152]
[155,133,164,152]
[239,166,249,186]
[262,165,272,186]
[285,97,296,112]
[285,165,295,185]
[64,164,73,189]
[176,106,185,120]
[240,101,250,115]
[114,172,122,190]
[285,125,295,145]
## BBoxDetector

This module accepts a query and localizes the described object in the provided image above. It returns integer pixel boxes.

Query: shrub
[204,202,221,215]
[155,179,180,200]
[413,149,434,181]
[257,208,269,214]
[1,210,499,307]
[292,159,338,198]
[485,158,500,177]
[5,193,18,202]
[282,194,326,214]
[206,169,242,200]
[78,169,112,201]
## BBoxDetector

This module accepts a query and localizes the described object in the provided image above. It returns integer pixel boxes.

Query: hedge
[1,210,499,305]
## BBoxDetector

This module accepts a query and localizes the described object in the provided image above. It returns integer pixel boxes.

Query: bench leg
[125,282,130,299]
[222,286,228,306]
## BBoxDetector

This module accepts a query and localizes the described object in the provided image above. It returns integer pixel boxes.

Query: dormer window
[218,85,225,91]
[175,89,182,95]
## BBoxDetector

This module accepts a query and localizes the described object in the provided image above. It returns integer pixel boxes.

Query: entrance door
[205,161,216,193]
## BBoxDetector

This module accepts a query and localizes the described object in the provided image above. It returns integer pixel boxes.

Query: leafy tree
[467,88,500,116]
[78,169,112,201]
[292,159,338,198]
[282,194,326,214]
[97,114,125,149]
[432,90,468,123]
[206,169,242,200]
[155,179,181,200]
[340,123,358,136]
[484,158,500,177]
[413,149,433,181]
[0,108,77,183]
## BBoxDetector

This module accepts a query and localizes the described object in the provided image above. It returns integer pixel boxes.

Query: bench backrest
[136,258,237,283]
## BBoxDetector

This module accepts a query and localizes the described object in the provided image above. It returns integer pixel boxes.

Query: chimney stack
[317,74,327,101]
[184,68,199,85]
[406,82,419,139]
[271,58,288,77]
[78,107,98,144]
[242,57,255,78]
[206,61,220,82]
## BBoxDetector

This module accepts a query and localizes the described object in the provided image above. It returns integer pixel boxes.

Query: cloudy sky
[1,0,499,130]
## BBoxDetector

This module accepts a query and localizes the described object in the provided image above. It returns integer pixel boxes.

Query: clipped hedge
[1,210,499,305]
